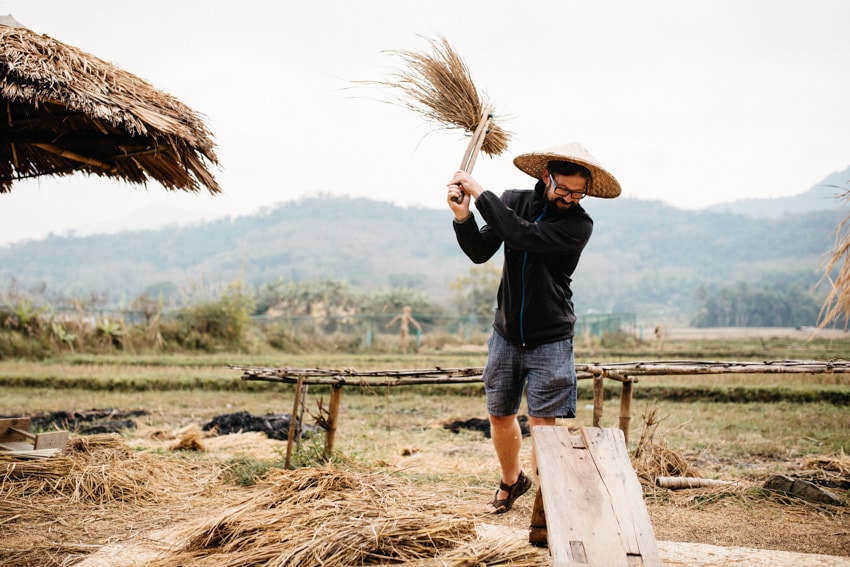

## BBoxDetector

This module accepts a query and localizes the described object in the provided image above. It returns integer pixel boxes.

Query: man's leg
[487,413,523,508]
[524,338,576,482]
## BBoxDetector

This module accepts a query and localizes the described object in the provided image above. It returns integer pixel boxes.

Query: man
[446,142,621,514]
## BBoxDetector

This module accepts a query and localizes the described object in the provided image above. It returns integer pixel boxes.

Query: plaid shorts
[482,331,577,418]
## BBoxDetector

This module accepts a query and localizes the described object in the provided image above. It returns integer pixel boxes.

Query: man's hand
[447,170,484,221]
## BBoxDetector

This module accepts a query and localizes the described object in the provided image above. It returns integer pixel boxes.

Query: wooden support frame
[234,359,850,461]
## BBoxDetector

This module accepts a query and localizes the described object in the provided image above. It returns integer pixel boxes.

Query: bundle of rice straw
[149,465,545,567]
[820,199,850,330]
[1,433,219,504]
[632,406,696,487]
[372,36,510,169]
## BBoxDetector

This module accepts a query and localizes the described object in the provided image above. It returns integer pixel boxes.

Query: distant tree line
[691,274,827,328]
[0,261,836,359]
[0,267,502,358]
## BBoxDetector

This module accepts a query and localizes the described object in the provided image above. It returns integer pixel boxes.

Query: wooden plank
[0,448,60,459]
[0,441,34,452]
[34,430,69,450]
[582,428,660,565]
[0,418,31,442]
[9,426,36,440]
[534,425,627,566]
[534,426,661,567]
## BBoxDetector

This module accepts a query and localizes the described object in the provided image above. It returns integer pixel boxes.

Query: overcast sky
[1,0,849,245]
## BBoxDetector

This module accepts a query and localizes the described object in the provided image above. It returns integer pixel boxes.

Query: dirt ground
[3,422,848,567]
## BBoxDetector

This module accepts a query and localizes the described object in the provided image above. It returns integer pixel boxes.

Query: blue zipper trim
[519,207,547,346]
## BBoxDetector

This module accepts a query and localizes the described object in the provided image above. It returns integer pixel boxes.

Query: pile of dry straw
[0,433,221,566]
[1,433,547,566]
[148,466,546,566]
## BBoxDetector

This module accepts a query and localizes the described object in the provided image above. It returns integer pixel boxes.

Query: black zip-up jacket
[453,180,593,347]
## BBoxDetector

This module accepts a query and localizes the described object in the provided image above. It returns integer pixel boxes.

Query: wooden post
[619,378,633,446]
[285,375,304,469]
[324,383,343,457]
[592,372,604,427]
[295,384,309,454]
[529,487,548,546]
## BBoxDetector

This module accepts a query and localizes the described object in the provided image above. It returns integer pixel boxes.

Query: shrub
[175,280,256,351]
[0,329,50,359]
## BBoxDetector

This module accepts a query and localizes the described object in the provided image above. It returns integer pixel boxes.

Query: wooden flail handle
[452,107,492,203]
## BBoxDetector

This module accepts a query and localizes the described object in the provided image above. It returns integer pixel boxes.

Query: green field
[2,335,849,464]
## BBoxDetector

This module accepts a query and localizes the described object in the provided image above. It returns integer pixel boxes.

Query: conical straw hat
[513,143,621,198]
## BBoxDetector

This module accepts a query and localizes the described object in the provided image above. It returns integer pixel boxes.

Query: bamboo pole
[284,375,304,469]
[655,476,736,490]
[619,378,633,446]
[32,143,115,170]
[592,372,604,428]
[236,359,850,386]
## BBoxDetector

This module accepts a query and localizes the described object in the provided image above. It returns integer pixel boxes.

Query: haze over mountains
[706,166,849,218]
[1,166,847,326]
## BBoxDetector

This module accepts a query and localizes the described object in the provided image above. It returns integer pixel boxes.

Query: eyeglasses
[549,173,587,199]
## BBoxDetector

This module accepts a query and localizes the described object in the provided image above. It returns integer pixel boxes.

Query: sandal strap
[499,471,527,494]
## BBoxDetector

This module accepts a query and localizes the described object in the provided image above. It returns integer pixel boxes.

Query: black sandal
[487,470,531,514]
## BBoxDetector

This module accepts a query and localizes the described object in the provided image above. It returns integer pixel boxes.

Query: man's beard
[551,196,575,210]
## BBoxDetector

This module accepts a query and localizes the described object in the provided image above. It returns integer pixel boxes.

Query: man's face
[545,170,588,210]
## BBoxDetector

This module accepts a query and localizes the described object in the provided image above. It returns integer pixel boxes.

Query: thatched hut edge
[0,20,220,194]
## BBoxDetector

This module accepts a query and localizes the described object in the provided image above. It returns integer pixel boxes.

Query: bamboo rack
[233,359,850,459]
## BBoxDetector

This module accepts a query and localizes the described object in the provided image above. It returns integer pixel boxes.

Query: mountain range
[1,167,847,326]
[706,167,849,217]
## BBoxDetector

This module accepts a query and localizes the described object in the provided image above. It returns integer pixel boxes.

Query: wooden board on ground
[532,425,660,567]
[0,417,69,455]
[0,417,31,439]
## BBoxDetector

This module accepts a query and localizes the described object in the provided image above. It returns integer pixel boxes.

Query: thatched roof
[0,21,220,194]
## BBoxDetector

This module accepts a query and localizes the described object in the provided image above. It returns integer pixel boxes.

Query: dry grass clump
[373,35,510,158]
[149,465,545,567]
[632,409,849,518]
[632,406,697,487]
[803,453,850,475]
[171,425,207,451]
[0,433,225,567]
[1,433,218,504]
[819,190,850,330]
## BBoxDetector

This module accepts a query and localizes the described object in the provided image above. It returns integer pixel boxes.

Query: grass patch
[1,346,849,469]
